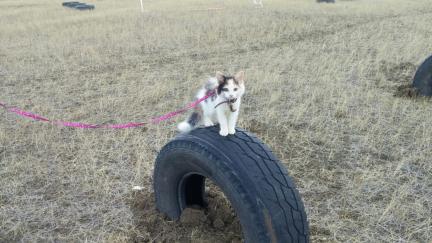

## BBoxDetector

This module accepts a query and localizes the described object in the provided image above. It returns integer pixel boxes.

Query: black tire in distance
[413,55,432,96]
[153,126,309,243]
[62,2,81,7]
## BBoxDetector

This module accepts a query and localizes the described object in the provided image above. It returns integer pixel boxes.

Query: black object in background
[413,55,432,96]
[62,1,95,10]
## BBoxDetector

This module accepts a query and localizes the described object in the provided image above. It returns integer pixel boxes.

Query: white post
[253,0,263,8]
[140,0,144,13]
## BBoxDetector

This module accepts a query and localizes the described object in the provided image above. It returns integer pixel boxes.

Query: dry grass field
[1,0,432,242]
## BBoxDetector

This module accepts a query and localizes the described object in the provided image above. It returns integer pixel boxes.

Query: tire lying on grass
[62,1,81,7]
[62,2,95,10]
[74,4,94,10]
[153,126,309,243]
[413,55,432,96]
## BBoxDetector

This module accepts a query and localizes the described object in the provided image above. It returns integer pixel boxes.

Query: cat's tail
[177,111,201,133]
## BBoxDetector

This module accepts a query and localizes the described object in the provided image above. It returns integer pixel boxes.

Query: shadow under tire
[153,126,309,243]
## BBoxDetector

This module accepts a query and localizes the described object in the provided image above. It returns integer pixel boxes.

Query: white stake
[140,0,144,13]
[253,0,263,8]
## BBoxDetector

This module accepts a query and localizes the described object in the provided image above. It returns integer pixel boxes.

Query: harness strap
[214,98,237,112]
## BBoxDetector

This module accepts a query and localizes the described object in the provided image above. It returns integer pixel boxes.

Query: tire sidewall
[154,139,270,243]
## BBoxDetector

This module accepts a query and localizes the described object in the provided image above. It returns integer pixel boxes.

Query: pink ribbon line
[0,92,214,129]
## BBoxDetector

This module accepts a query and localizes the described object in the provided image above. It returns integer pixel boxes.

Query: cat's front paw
[219,129,229,136]
[228,127,236,135]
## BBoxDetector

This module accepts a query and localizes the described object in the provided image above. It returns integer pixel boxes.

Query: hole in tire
[182,174,206,208]
[180,178,243,242]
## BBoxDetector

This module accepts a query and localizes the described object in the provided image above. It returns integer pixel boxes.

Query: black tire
[413,55,432,96]
[62,2,81,7]
[153,126,309,243]
[74,4,95,10]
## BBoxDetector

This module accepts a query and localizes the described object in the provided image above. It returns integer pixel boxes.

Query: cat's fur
[178,71,245,136]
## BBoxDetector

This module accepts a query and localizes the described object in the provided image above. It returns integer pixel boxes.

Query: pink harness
[0,92,214,129]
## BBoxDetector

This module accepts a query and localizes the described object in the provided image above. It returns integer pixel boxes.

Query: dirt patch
[379,61,417,85]
[378,61,421,97]
[129,180,242,242]
[394,84,419,98]
[380,61,417,84]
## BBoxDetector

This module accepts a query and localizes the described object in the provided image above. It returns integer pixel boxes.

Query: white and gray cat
[178,71,245,136]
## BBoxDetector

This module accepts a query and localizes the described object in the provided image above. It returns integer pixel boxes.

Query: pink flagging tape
[0,92,214,129]
[9,107,50,122]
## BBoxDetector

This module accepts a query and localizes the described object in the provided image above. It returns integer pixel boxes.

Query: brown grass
[1,0,432,242]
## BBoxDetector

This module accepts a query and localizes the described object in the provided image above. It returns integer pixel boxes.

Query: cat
[178,71,245,136]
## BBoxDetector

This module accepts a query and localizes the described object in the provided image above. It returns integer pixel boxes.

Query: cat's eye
[234,88,238,91]
[222,88,228,92]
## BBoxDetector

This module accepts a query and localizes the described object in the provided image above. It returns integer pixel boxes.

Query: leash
[214,98,237,112]
[0,91,215,129]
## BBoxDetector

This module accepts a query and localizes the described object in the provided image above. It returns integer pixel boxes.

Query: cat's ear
[234,71,245,84]
[216,71,225,84]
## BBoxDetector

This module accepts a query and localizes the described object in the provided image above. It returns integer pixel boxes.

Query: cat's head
[216,71,245,101]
